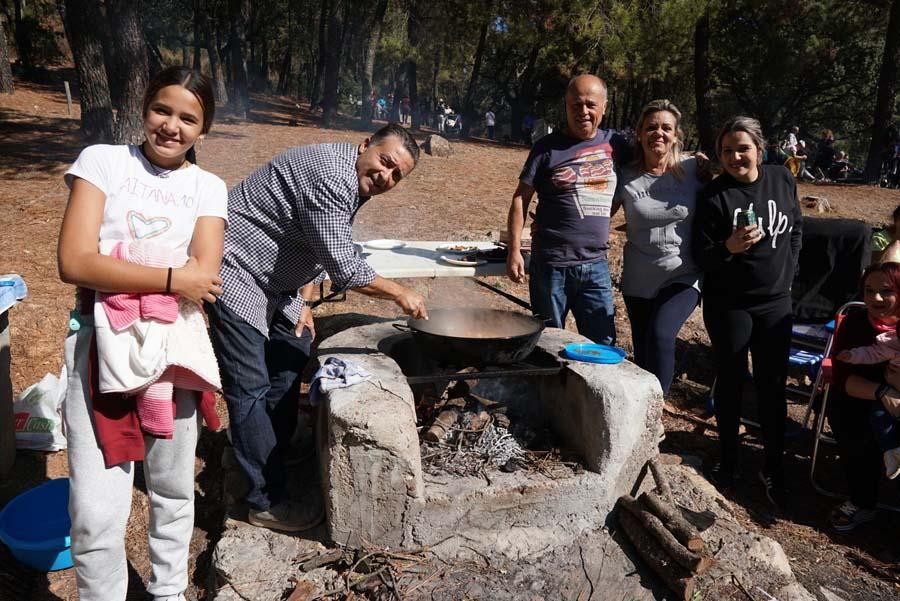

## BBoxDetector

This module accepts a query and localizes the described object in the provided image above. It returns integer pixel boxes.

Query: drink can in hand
[736,209,757,228]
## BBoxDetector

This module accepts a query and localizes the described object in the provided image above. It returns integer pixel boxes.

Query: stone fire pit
[315,320,664,560]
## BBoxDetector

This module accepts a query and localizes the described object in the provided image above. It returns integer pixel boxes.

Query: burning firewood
[424,409,459,443]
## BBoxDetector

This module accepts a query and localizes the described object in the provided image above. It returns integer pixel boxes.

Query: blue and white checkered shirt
[218,143,376,337]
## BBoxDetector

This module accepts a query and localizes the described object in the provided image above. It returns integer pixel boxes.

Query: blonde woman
[613,99,709,396]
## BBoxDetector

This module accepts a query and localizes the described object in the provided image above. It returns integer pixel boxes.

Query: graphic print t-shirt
[65,145,228,254]
[520,129,628,266]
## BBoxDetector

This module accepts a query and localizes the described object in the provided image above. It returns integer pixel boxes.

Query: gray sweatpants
[63,318,198,601]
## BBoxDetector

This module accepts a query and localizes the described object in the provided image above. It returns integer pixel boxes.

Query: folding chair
[808,301,900,512]
[791,320,835,430]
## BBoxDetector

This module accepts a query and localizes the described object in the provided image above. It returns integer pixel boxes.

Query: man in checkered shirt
[207,124,426,532]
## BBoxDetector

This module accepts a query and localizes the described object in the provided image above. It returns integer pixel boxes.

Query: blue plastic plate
[563,343,626,364]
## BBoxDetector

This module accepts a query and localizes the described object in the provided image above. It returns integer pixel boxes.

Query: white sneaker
[884,448,900,479]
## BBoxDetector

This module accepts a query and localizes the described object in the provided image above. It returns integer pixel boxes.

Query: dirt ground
[2,71,900,600]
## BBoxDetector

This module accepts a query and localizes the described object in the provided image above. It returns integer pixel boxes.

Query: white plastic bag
[13,366,67,451]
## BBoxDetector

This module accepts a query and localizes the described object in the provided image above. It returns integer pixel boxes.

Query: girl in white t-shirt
[57,66,227,601]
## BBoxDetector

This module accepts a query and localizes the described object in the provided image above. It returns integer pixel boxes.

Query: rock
[423,134,452,157]
[212,518,338,600]
[820,586,850,601]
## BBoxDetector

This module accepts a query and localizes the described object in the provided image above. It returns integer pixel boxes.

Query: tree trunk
[390,66,403,123]
[408,60,419,129]
[864,0,900,182]
[200,8,228,104]
[228,0,250,118]
[320,0,344,127]
[510,43,539,142]
[360,0,387,127]
[310,0,328,107]
[108,0,148,145]
[12,0,31,73]
[277,45,292,95]
[59,0,114,141]
[193,0,202,71]
[693,13,715,155]
[430,45,440,120]
[461,13,489,138]
[0,15,14,93]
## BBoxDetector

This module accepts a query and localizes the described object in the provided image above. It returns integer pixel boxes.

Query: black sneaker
[708,461,737,489]
[758,469,787,509]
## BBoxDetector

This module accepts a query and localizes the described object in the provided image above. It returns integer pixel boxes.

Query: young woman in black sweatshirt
[693,116,802,509]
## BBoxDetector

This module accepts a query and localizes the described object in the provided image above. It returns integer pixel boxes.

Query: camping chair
[791,320,835,430]
[808,301,900,512]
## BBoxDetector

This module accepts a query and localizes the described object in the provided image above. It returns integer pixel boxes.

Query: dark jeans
[829,395,883,509]
[703,294,792,475]
[528,257,615,345]
[624,283,700,396]
[870,403,900,452]
[206,301,312,510]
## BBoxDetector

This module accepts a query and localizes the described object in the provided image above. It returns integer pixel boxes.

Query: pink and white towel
[95,240,222,438]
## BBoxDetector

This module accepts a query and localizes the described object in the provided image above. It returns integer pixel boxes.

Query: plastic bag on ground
[13,366,67,451]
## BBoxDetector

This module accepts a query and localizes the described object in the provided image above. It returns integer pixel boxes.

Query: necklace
[139,144,186,178]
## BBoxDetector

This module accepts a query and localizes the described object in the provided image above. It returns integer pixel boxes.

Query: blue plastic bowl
[0,478,72,571]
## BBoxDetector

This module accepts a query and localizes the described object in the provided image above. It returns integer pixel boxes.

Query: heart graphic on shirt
[127,210,171,240]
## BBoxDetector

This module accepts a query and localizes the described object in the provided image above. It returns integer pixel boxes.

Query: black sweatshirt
[693,165,802,302]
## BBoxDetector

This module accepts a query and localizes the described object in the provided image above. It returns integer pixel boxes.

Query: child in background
[57,66,227,601]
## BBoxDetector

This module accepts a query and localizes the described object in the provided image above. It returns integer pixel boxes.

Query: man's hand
[395,289,427,319]
[173,256,223,305]
[695,151,713,183]
[725,225,763,254]
[294,305,315,340]
[507,250,526,283]
[836,350,852,362]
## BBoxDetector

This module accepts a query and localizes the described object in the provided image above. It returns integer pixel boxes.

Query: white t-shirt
[485,111,496,126]
[65,144,228,255]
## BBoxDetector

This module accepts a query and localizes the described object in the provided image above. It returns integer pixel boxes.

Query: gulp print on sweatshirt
[731,200,792,248]
[118,177,197,209]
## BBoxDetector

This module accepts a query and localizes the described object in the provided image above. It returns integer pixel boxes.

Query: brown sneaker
[248,496,324,532]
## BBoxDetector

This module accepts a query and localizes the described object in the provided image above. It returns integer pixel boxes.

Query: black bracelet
[165,267,172,294]
[876,382,890,401]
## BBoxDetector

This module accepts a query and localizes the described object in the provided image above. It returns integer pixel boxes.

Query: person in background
[813,129,835,179]
[400,96,411,125]
[436,99,447,133]
[828,262,900,531]
[870,204,900,264]
[207,124,427,533]
[613,99,709,397]
[782,125,799,156]
[522,110,535,144]
[58,66,226,601]
[693,116,802,509]
[506,74,629,345]
[794,140,816,181]
[485,107,496,140]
